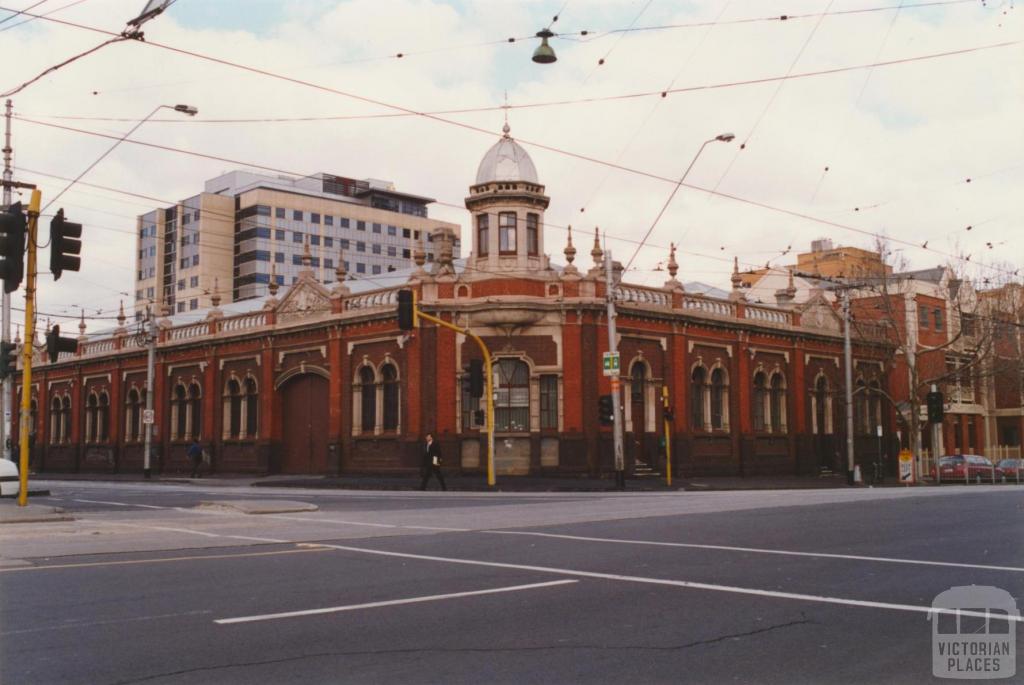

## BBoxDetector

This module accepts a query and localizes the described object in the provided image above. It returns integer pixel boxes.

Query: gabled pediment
[276,278,332,323]
[798,293,841,332]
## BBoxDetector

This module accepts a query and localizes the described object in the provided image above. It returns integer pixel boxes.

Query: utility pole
[143,305,156,478]
[2,99,13,462]
[842,289,856,484]
[605,249,625,490]
[17,189,40,506]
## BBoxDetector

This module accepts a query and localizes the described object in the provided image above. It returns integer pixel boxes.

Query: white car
[0,458,18,497]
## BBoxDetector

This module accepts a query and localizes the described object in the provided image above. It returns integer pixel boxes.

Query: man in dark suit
[419,432,446,491]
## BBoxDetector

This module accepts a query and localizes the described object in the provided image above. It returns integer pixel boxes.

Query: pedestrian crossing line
[299,541,1024,623]
[214,580,579,625]
[484,530,1024,574]
[0,546,332,573]
[72,498,167,509]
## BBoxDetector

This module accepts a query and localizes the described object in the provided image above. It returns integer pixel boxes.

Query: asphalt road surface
[2,481,1022,684]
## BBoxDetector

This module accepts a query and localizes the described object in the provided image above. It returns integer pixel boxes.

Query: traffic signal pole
[2,99,12,462]
[605,250,625,490]
[17,189,39,506]
[413,307,496,488]
[662,385,672,486]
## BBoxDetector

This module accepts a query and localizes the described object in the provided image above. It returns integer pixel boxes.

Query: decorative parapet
[614,284,673,307]
[217,312,267,333]
[79,338,117,357]
[682,294,737,318]
[167,322,210,342]
[343,287,401,312]
[744,304,792,325]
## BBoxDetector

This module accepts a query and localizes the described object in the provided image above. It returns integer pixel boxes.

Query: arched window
[813,376,830,435]
[244,377,258,438]
[60,396,71,443]
[188,383,202,440]
[50,396,61,445]
[359,366,377,433]
[769,373,786,433]
[526,213,539,255]
[172,384,187,440]
[690,366,706,431]
[85,393,98,444]
[98,392,110,442]
[494,359,529,432]
[710,367,728,430]
[381,363,399,431]
[126,388,141,442]
[854,379,868,435]
[477,214,489,256]
[224,379,242,439]
[868,380,882,435]
[752,372,767,432]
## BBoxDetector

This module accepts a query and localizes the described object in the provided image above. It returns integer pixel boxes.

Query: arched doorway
[279,373,329,474]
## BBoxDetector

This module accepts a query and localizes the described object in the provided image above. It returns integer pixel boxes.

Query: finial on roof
[268,263,279,296]
[301,236,312,267]
[335,247,347,282]
[502,121,511,137]
[117,300,126,327]
[78,310,87,337]
[211,278,222,308]
[730,256,746,302]
[564,225,576,266]
[667,243,679,279]
[413,233,427,270]
[591,227,603,266]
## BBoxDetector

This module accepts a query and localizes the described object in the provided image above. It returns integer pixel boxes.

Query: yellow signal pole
[17,189,40,506]
[413,305,495,487]
[662,385,672,486]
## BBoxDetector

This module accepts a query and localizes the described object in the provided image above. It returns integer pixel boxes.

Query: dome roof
[475,124,539,185]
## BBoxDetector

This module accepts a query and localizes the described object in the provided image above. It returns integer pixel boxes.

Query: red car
[932,455,1004,483]
[997,459,1023,481]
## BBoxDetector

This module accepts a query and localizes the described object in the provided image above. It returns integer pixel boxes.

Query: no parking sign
[898,449,914,484]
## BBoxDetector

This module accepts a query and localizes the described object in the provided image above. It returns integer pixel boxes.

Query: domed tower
[465,124,551,275]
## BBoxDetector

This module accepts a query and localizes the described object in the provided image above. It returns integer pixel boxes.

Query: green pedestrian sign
[602,351,620,377]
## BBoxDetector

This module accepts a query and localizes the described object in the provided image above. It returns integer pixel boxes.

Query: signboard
[898,449,914,484]
[602,351,620,377]
[142,409,155,425]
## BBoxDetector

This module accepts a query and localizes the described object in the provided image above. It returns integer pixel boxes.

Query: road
[1,481,1021,684]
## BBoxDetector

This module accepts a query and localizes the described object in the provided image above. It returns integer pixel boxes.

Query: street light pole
[143,306,156,479]
[605,249,625,489]
[843,290,856,483]
[2,99,13,462]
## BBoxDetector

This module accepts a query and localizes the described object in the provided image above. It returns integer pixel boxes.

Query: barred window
[691,367,706,430]
[494,359,529,431]
[752,372,767,432]
[381,364,399,431]
[540,374,558,429]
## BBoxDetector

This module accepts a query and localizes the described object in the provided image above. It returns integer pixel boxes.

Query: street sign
[602,351,620,377]
[142,409,154,425]
[898,449,914,484]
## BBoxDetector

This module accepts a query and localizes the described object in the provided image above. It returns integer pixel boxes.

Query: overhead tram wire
[16,115,1022,279]
[580,0,654,84]
[0,0,49,26]
[21,36,1020,127]
[0,0,87,32]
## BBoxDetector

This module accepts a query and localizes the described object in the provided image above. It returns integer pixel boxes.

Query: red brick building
[13,129,896,478]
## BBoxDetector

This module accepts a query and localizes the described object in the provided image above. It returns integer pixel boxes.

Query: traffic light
[598,394,614,425]
[0,341,17,380]
[926,390,944,424]
[0,202,26,293]
[663,407,674,422]
[397,289,415,330]
[45,325,78,363]
[468,359,484,398]
[473,409,485,427]
[49,208,82,281]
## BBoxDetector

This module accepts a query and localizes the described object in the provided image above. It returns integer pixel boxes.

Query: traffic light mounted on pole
[49,208,82,281]
[0,201,26,293]
[468,359,484,398]
[397,288,496,487]
[598,394,614,425]
[45,324,78,363]
[926,389,944,424]
[0,340,16,380]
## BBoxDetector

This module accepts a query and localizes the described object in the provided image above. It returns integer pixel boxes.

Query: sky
[0,0,1021,334]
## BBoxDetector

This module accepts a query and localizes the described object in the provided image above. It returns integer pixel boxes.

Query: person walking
[419,432,446,491]
[187,438,203,478]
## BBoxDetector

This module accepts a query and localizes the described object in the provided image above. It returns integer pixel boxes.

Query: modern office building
[135,170,461,315]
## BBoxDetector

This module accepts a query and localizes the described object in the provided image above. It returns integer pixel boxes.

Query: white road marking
[0,547,331,573]
[92,520,287,543]
[215,580,578,625]
[302,541,1024,623]
[487,530,1024,574]
[1,610,213,636]
[72,498,166,509]
[402,525,471,532]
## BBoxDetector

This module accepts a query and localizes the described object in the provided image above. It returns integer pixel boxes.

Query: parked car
[996,459,1022,480]
[0,458,18,497]
[931,455,1004,482]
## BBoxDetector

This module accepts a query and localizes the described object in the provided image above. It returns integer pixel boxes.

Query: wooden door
[280,374,329,474]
